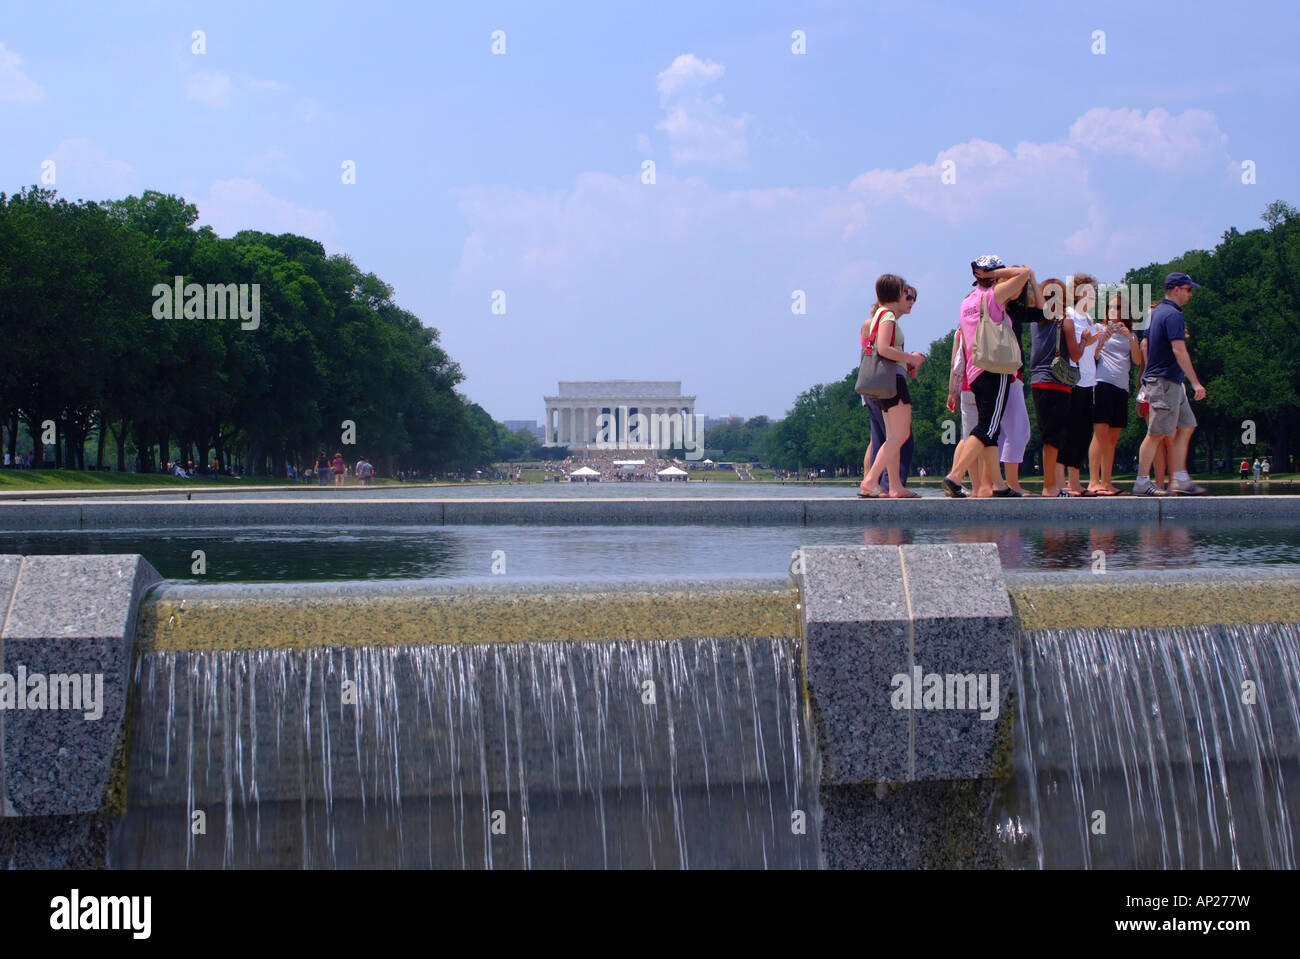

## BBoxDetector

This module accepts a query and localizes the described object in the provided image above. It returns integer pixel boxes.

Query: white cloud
[186,71,234,108]
[849,138,1086,227]
[44,139,137,198]
[196,178,337,241]
[656,53,725,100]
[1068,107,1229,170]
[654,53,751,169]
[0,41,44,103]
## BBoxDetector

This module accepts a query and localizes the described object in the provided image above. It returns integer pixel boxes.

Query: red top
[862,308,896,351]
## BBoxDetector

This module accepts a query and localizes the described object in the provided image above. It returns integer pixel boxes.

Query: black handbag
[1050,318,1080,387]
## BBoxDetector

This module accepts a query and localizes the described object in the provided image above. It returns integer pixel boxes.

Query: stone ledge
[138,577,801,651]
[1007,567,1300,631]
[1,494,1298,530]
[0,555,162,817]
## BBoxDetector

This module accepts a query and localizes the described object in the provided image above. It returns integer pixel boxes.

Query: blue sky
[3,0,1298,421]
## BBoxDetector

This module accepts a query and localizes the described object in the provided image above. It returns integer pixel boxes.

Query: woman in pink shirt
[331,452,347,486]
[942,255,1032,497]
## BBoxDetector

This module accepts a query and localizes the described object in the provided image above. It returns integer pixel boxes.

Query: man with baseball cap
[1133,272,1206,495]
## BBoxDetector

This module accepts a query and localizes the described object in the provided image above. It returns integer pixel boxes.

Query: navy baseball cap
[1164,272,1201,289]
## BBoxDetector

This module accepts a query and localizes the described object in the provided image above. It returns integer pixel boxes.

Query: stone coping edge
[132,566,1300,652]
[1,495,1299,530]
[1007,567,1300,631]
[137,577,804,651]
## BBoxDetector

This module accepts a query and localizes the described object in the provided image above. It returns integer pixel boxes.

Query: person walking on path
[942,255,1031,498]
[315,452,330,487]
[1263,457,1271,482]
[332,451,347,486]
[1241,457,1250,481]
[1134,273,1207,496]
[863,283,920,494]
[1253,457,1262,483]
[356,455,374,486]
[859,275,926,498]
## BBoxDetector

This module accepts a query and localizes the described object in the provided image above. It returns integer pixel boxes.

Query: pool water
[2,520,1297,582]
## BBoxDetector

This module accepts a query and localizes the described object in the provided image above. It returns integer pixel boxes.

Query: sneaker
[992,487,1020,498]
[1169,478,1206,496]
[942,477,968,498]
[1133,478,1167,496]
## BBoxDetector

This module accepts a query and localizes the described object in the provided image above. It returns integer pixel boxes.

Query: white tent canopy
[570,466,600,476]
[657,466,687,475]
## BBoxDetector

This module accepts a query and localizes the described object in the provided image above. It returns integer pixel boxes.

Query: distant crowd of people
[3,451,41,468]
[561,448,677,481]
[289,452,377,485]
[857,256,1232,498]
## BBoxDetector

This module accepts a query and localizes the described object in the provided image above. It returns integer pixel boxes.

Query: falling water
[997,622,1300,869]
[110,638,821,869]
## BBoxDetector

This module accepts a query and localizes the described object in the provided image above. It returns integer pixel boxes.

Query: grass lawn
[0,469,273,491]
[0,469,421,492]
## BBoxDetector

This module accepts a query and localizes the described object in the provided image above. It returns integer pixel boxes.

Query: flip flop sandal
[858,489,882,498]
[892,489,921,498]
[941,477,968,498]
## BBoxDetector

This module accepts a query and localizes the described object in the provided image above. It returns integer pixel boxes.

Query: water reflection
[916,523,1212,572]
[861,527,913,546]
[0,521,1296,582]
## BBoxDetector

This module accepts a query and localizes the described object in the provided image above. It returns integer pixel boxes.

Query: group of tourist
[2,451,39,468]
[298,452,375,485]
[857,256,1209,498]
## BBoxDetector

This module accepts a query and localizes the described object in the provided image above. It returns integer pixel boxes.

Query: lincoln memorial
[543,381,697,450]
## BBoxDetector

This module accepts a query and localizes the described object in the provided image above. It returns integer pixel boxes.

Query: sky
[3,0,1298,422]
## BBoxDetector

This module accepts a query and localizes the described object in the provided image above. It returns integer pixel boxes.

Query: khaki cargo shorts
[1143,376,1196,436]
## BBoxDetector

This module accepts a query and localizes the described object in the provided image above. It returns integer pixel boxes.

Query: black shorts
[878,374,911,412]
[1092,381,1129,428]
[1059,384,1093,469]
[1031,385,1071,452]
[969,371,1009,448]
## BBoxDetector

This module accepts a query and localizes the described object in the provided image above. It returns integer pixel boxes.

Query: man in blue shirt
[1134,273,1207,495]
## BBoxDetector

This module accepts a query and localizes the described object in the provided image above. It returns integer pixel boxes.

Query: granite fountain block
[797,543,1013,785]
[0,554,24,811]
[900,544,1014,782]
[0,554,162,816]
[796,546,911,784]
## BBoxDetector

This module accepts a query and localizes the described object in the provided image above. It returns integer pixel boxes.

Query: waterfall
[111,638,821,869]
[1000,623,1300,868]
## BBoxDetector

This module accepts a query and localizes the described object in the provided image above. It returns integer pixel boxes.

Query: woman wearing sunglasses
[859,275,926,498]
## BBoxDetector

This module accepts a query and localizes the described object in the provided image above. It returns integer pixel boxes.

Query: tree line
[709,201,1300,476]
[0,186,522,476]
